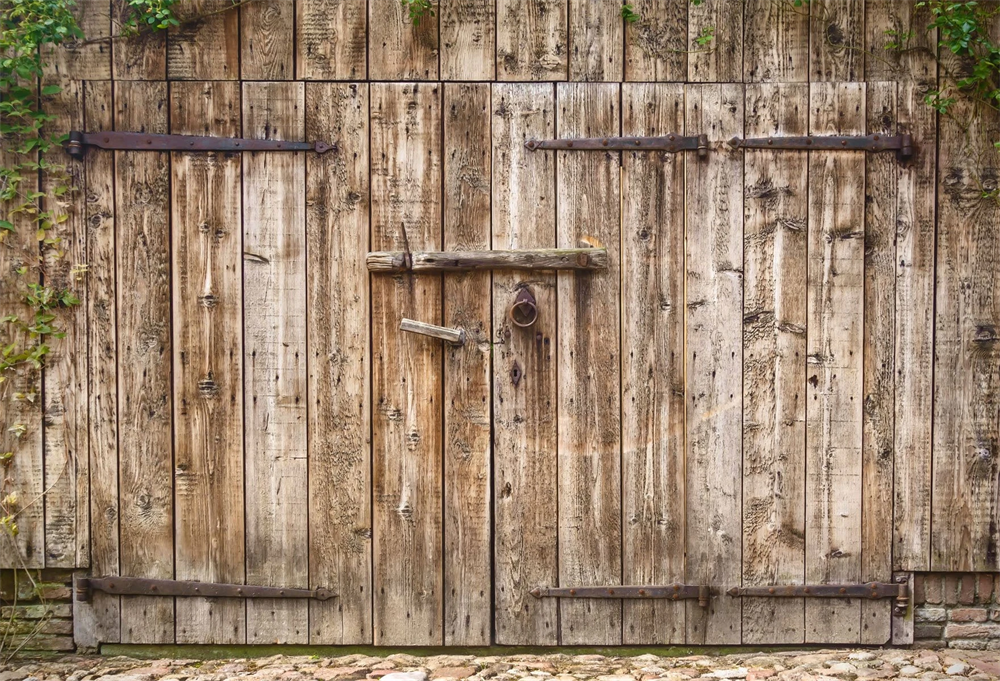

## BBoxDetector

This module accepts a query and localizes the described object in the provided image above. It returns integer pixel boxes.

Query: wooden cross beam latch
[75,576,336,602]
[525,134,710,158]
[727,578,910,615]
[730,133,914,161]
[64,131,335,158]
[530,584,711,607]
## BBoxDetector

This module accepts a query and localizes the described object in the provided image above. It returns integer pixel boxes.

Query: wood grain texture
[932,51,1000,571]
[296,0,367,79]
[440,0,495,79]
[684,83,743,645]
[305,82,372,645]
[805,82,865,643]
[568,0,622,81]
[170,81,246,645]
[45,0,112,80]
[496,0,567,80]
[687,0,742,82]
[893,80,937,572]
[743,0,808,82]
[864,0,937,83]
[741,83,808,645]
[242,81,309,645]
[368,249,608,272]
[556,82,621,646]
[241,0,295,79]
[371,83,444,645]
[167,0,240,80]
[861,82,895,645]
[369,0,439,80]
[810,0,864,81]
[491,83,559,646]
[78,79,121,646]
[114,81,173,644]
[624,0,686,81]
[443,83,492,646]
[112,0,167,80]
[621,83,686,645]
[40,80,88,569]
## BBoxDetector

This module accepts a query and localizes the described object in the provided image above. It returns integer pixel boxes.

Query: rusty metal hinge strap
[65,131,334,158]
[525,135,709,157]
[730,134,913,159]
[76,576,335,602]
[727,581,909,614]
[531,584,710,607]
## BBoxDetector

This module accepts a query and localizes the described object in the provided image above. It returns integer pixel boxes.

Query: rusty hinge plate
[65,131,334,159]
[730,134,913,160]
[75,576,335,602]
[525,134,709,157]
[531,584,710,606]
[728,580,909,614]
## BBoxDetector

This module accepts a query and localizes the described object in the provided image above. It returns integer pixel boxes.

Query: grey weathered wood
[368,0,438,79]
[556,82,622,646]
[743,0,808,82]
[45,0,112,80]
[491,83,559,646]
[167,0,239,79]
[305,82,372,645]
[496,0,567,80]
[295,0,367,79]
[170,81,246,645]
[371,83,444,645]
[112,0,166,80]
[861,81,896,645]
[440,0,495,79]
[864,0,937,83]
[624,0,686,81]
[805,82,865,643]
[569,0,622,81]
[367,248,608,272]
[442,83,492,646]
[400,319,466,346]
[684,83,743,646]
[621,82,686,645]
[688,0,743,82]
[891,573,914,645]
[741,83,808,646]
[240,0,294,79]
[810,0,864,81]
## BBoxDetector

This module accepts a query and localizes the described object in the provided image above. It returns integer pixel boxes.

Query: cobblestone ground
[4,650,1000,681]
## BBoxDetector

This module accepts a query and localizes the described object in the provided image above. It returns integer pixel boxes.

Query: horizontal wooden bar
[367,248,608,273]
[400,319,466,346]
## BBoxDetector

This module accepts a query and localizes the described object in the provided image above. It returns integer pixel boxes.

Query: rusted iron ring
[509,289,538,328]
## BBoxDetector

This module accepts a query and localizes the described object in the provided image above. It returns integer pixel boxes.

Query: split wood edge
[367,248,608,273]
[400,319,466,346]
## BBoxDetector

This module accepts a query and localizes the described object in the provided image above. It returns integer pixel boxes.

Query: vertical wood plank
[305,82,372,645]
[805,82,865,643]
[442,83,492,646]
[741,82,808,645]
[555,82,621,646]
[167,0,240,80]
[496,0,567,80]
[624,0,686,81]
[241,0,295,80]
[371,82,444,645]
[684,82,743,646]
[861,81,896,645]
[242,81,309,645]
[621,83,686,645]
[864,0,937,83]
[77,79,121,646]
[112,0,167,80]
[46,0,112,80]
[296,0,367,80]
[743,0,809,82]
[932,48,1000,572]
[491,83,559,646]
[810,0,864,81]
[893,80,937,572]
[568,0,623,81]
[41,80,88,569]
[171,81,246,645]
[368,0,439,80]
[440,0,495,79]
[114,80,173,644]
[687,0,742,82]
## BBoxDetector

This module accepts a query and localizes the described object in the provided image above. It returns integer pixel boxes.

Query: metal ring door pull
[509,289,538,328]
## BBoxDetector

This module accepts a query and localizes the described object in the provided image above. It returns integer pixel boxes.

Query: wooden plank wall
[0,0,990,648]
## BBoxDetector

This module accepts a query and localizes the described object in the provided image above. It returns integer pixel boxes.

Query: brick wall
[914,573,1000,649]
[0,569,75,654]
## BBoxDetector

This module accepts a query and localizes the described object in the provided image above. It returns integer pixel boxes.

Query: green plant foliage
[402,0,434,26]
[621,2,640,23]
[121,0,181,35]
[694,25,715,47]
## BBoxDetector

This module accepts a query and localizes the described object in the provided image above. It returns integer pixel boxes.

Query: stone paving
[4,650,1000,681]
